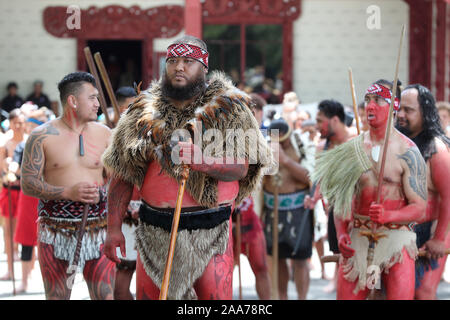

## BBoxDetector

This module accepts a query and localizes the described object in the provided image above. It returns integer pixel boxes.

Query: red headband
[365,84,400,111]
[166,43,209,68]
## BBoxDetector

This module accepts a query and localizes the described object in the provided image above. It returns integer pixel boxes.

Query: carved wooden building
[0,0,448,109]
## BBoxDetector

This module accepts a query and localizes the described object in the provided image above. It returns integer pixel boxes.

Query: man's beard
[323,123,334,139]
[162,71,206,101]
[395,119,412,136]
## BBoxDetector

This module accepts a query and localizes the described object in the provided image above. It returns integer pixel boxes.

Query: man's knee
[415,284,437,300]
[294,259,309,269]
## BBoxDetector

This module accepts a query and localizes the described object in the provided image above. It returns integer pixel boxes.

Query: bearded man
[396,84,450,300]
[102,35,273,300]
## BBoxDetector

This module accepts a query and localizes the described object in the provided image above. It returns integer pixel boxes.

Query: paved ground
[1,228,449,300]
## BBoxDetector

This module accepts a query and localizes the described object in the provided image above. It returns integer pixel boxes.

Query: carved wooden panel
[202,0,301,23]
[43,5,184,39]
[43,5,184,86]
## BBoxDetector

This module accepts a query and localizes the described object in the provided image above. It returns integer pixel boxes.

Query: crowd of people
[0,34,449,300]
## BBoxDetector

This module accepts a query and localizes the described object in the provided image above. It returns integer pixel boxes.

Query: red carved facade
[43,5,184,86]
[405,0,450,101]
[202,0,301,92]
[202,0,301,23]
[43,1,448,101]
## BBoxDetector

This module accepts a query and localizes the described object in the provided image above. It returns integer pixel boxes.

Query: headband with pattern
[166,43,209,68]
[365,83,400,111]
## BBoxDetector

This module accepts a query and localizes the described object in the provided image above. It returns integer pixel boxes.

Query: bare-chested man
[263,118,312,300]
[312,79,428,300]
[304,99,355,293]
[396,84,450,300]
[232,93,271,300]
[21,72,115,300]
[0,109,26,281]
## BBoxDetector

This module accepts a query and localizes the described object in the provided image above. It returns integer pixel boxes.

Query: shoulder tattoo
[21,125,62,197]
[397,147,427,201]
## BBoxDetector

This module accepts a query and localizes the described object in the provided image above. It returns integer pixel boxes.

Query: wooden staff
[159,164,190,300]
[321,249,450,264]
[348,67,361,135]
[65,204,90,300]
[94,52,121,126]
[319,26,407,276]
[270,173,281,300]
[361,25,406,299]
[83,47,113,129]
[236,211,243,300]
[7,184,16,296]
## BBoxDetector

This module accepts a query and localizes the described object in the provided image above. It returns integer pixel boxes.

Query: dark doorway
[203,24,282,104]
[86,40,142,91]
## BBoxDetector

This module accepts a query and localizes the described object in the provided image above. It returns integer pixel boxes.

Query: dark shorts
[327,209,340,254]
[414,221,439,289]
[21,245,34,261]
[263,190,313,260]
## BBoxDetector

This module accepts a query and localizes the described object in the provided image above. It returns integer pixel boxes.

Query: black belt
[3,184,20,191]
[139,201,232,232]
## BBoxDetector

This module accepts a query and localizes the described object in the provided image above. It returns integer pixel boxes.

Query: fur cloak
[102,71,273,207]
[102,72,274,299]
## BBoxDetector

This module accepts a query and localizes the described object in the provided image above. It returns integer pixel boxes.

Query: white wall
[0,0,183,110]
[293,0,409,106]
[0,0,410,110]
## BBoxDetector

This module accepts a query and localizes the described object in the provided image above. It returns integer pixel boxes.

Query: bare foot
[15,284,27,294]
[323,280,336,293]
[0,273,12,281]
[321,272,332,280]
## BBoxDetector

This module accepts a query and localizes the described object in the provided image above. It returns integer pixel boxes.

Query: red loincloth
[14,191,39,246]
[0,187,20,218]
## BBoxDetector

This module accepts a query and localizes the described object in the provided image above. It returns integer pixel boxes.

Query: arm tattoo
[193,157,248,182]
[21,125,65,199]
[397,147,427,201]
[108,178,133,217]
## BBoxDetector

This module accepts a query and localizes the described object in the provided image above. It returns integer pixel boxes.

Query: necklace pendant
[79,134,85,156]
[371,145,380,162]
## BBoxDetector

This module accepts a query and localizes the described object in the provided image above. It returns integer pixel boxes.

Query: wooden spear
[7,184,16,296]
[321,249,450,264]
[271,173,282,300]
[348,68,361,135]
[83,47,113,129]
[65,204,90,300]
[319,26,407,286]
[94,52,121,126]
[360,25,406,298]
[236,211,243,300]
[65,47,115,299]
[159,164,190,300]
